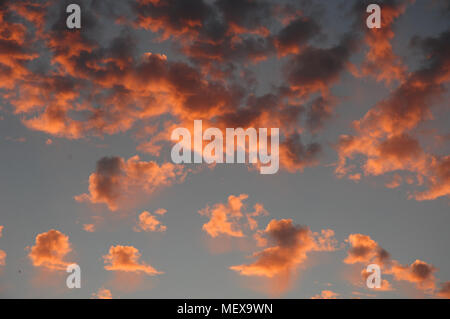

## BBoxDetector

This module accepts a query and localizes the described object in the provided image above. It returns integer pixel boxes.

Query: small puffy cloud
[388,260,437,291]
[28,229,72,270]
[199,194,268,238]
[75,156,187,211]
[230,219,337,278]
[83,224,95,232]
[134,210,167,232]
[92,287,112,299]
[311,290,339,299]
[0,249,6,266]
[437,282,450,299]
[344,234,390,265]
[0,225,3,237]
[154,208,167,215]
[103,245,163,275]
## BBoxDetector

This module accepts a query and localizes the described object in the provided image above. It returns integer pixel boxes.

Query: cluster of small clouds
[134,209,167,232]
[2,191,448,298]
[198,194,450,297]
[344,233,450,297]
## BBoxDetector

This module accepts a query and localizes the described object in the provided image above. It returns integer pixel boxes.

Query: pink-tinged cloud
[230,219,337,278]
[83,224,95,233]
[414,155,450,201]
[311,290,340,299]
[387,259,437,291]
[199,194,268,238]
[344,234,390,265]
[28,229,72,270]
[344,233,447,294]
[134,210,167,232]
[335,30,450,201]
[437,282,450,299]
[103,245,163,275]
[92,287,113,299]
[0,225,3,238]
[75,155,187,211]
[0,249,6,266]
[353,0,410,85]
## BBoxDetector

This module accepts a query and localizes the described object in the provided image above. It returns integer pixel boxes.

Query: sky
[0,0,449,299]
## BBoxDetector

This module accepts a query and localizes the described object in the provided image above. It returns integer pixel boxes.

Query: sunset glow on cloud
[231,219,337,278]
[0,0,448,300]
[28,230,73,271]
[103,245,163,275]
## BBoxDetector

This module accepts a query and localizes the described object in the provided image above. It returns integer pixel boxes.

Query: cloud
[230,219,337,278]
[285,34,358,95]
[28,229,72,270]
[311,290,339,299]
[0,249,5,266]
[279,133,321,173]
[344,234,390,265]
[134,210,167,232]
[133,0,211,41]
[274,17,319,56]
[103,245,163,275]
[75,156,187,211]
[437,282,450,299]
[0,225,4,266]
[92,287,113,299]
[414,155,450,201]
[83,224,95,233]
[344,233,442,293]
[352,0,410,84]
[199,194,268,238]
[335,30,450,201]
[388,259,437,291]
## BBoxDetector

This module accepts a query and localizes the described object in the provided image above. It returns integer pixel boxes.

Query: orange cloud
[0,225,3,237]
[103,245,163,275]
[0,249,6,266]
[199,194,268,238]
[335,29,450,201]
[230,219,337,278]
[344,234,390,265]
[28,229,72,270]
[388,260,437,291]
[134,210,167,232]
[344,233,445,294]
[356,0,410,85]
[437,282,450,299]
[311,290,340,299]
[75,156,187,211]
[92,287,113,299]
[83,224,95,233]
[414,155,450,201]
